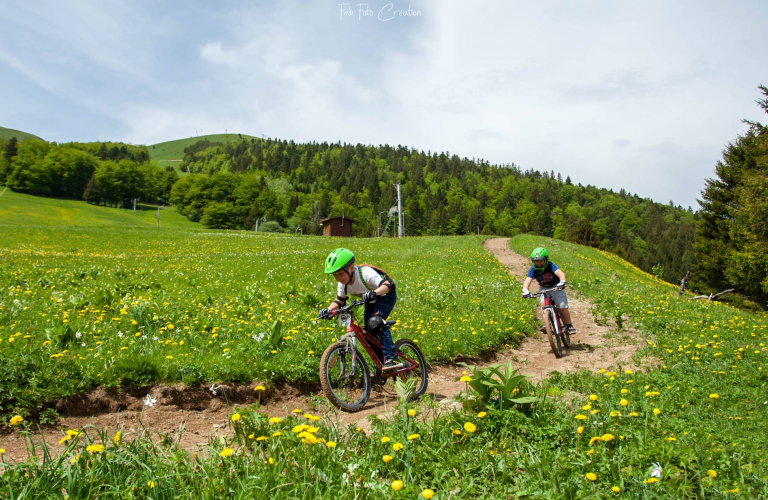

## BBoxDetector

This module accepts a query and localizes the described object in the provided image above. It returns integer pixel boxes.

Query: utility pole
[395,183,404,237]
[255,216,266,232]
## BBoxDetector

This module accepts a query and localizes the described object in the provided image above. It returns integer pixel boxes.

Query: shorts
[540,289,568,309]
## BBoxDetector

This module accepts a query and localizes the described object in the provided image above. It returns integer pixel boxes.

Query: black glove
[362,291,378,303]
[556,281,566,291]
[318,308,331,320]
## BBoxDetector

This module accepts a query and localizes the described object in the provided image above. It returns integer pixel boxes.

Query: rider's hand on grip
[362,291,378,303]
[556,281,566,291]
[318,308,332,320]
[522,289,531,299]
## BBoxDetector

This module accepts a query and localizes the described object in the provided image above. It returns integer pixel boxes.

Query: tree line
[173,137,697,284]
[693,86,768,308]
[0,138,177,206]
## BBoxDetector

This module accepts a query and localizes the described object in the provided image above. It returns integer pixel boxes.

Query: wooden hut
[319,216,355,237]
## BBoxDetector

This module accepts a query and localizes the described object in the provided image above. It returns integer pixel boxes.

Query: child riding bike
[319,248,401,371]
[521,247,577,335]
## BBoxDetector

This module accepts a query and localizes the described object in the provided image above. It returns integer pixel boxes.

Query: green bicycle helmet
[530,247,549,271]
[324,248,355,274]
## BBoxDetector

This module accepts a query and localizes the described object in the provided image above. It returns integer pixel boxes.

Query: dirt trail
[0,238,647,461]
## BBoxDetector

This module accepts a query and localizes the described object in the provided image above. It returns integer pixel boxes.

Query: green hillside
[0,189,198,229]
[0,125,42,141]
[149,133,256,174]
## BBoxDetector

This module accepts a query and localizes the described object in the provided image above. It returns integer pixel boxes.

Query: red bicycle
[526,285,571,358]
[318,299,428,412]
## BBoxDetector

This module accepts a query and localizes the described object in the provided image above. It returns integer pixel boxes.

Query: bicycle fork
[543,306,561,335]
[338,333,359,381]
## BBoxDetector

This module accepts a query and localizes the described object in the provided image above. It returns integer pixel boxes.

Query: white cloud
[2,0,767,208]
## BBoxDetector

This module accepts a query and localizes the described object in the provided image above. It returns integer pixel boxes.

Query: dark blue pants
[364,291,397,362]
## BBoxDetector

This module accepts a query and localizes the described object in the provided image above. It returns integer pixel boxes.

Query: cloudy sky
[2,0,767,208]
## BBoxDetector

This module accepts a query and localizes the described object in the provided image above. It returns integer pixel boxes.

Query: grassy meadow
[1,213,767,498]
[0,201,535,420]
[0,190,197,229]
[0,126,42,142]
[149,133,256,174]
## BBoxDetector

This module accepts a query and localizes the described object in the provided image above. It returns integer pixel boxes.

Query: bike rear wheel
[543,309,564,358]
[393,339,428,398]
[319,342,371,412]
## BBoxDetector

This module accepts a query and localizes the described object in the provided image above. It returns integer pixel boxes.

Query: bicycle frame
[540,293,564,335]
[333,303,419,378]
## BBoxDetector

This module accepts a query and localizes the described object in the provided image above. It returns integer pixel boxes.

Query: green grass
[0,126,42,142]
[4,233,766,498]
[0,190,198,229]
[149,133,256,175]
[0,224,534,420]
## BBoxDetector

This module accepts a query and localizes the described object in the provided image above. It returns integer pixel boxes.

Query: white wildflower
[650,462,662,478]
[143,394,157,407]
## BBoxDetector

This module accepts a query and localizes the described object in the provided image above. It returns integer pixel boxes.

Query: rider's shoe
[565,324,578,335]
[382,359,403,371]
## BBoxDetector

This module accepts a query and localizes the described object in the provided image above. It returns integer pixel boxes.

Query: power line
[403,211,438,236]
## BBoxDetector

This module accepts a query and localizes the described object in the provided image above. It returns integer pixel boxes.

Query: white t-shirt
[337,266,388,298]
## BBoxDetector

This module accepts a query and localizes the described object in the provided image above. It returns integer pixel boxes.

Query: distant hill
[0,126,42,141]
[0,190,199,229]
[149,133,256,175]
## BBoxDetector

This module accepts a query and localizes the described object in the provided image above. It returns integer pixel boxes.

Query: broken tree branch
[689,288,736,302]
[677,271,690,297]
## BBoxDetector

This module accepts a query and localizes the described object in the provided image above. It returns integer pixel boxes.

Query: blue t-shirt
[527,262,561,287]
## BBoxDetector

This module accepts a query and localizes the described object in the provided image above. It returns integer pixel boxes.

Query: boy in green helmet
[522,247,577,334]
[319,248,401,371]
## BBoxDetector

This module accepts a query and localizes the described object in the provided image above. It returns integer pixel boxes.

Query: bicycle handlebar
[525,283,566,298]
[318,299,365,320]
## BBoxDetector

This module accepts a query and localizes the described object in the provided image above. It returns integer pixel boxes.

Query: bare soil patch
[0,238,650,462]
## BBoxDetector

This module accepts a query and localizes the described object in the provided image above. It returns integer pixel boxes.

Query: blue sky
[1,0,767,208]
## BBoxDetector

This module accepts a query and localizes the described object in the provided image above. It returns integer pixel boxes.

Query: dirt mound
[0,238,651,462]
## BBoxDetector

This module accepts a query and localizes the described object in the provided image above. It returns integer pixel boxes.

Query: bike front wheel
[543,309,564,358]
[394,339,428,398]
[319,342,371,412]
[558,312,572,349]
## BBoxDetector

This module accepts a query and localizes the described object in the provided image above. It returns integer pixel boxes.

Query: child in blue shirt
[521,247,577,334]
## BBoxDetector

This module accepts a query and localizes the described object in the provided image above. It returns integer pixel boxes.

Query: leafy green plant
[393,376,419,406]
[45,322,75,348]
[459,361,537,409]
[269,319,284,350]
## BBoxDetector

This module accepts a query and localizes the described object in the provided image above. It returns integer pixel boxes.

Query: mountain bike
[525,285,571,358]
[318,299,428,412]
